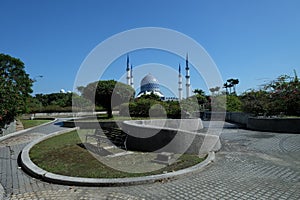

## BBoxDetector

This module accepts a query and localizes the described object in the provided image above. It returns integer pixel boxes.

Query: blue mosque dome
[141,74,160,92]
[137,74,164,98]
[126,54,191,100]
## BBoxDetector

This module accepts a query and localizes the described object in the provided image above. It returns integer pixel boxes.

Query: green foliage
[120,94,182,118]
[81,80,135,118]
[209,86,221,95]
[35,93,72,107]
[210,95,226,112]
[28,92,75,113]
[224,78,239,94]
[180,96,201,114]
[241,71,300,116]
[72,93,95,111]
[27,92,96,113]
[165,101,182,118]
[226,95,242,112]
[0,53,33,128]
[241,90,270,115]
[128,98,157,117]
[149,104,167,117]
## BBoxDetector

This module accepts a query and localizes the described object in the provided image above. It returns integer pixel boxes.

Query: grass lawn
[20,119,52,129]
[29,130,205,178]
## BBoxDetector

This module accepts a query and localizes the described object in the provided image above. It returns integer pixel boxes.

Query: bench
[85,129,128,150]
[85,129,111,148]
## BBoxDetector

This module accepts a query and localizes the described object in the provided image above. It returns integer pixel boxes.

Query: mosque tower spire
[130,64,134,88]
[126,55,131,86]
[185,53,191,98]
[178,64,182,101]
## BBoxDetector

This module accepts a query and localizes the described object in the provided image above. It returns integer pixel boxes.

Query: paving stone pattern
[0,120,299,199]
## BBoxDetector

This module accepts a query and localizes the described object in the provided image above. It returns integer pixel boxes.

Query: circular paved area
[0,120,299,199]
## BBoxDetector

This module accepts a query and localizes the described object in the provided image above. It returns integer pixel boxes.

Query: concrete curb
[0,118,57,142]
[0,182,4,200]
[20,128,215,186]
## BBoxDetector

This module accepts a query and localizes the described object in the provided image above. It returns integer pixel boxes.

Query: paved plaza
[0,119,299,199]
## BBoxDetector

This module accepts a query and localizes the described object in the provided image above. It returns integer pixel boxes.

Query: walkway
[0,120,299,199]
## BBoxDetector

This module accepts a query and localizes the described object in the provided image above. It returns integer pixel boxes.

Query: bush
[119,103,130,116]
[226,95,242,112]
[241,71,300,116]
[149,104,167,118]
[120,96,182,118]
[165,101,181,118]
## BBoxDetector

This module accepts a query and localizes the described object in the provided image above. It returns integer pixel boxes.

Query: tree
[241,89,270,116]
[209,86,220,95]
[263,72,300,116]
[28,92,75,113]
[226,95,242,112]
[193,89,206,96]
[223,82,229,94]
[231,79,239,94]
[81,80,135,118]
[225,79,239,94]
[0,53,33,128]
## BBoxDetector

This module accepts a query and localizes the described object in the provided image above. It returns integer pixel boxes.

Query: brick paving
[0,120,299,199]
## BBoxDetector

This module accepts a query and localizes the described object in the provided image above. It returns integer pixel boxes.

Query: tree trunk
[107,107,113,118]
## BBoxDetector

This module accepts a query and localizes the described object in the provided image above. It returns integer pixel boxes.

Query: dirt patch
[0,133,45,147]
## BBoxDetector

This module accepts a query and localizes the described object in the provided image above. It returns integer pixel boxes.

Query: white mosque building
[126,55,191,101]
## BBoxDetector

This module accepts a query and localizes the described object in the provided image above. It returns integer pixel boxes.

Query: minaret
[126,55,131,86]
[185,53,191,98]
[130,64,134,88]
[178,64,182,101]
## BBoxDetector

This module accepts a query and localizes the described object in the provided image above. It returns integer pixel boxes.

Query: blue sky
[1,0,299,96]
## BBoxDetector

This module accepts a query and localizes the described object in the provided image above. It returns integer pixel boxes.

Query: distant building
[126,54,191,100]
[136,73,164,99]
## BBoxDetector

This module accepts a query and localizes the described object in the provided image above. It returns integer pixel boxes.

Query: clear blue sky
[1,0,299,96]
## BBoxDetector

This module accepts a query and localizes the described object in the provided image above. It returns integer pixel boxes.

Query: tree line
[1,53,299,130]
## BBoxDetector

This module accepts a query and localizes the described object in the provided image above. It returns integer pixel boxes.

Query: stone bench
[85,129,111,148]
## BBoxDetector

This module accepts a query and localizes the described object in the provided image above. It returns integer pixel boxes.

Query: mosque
[125,55,191,101]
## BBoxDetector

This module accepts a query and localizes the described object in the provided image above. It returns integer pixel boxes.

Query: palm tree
[209,86,220,95]
[231,79,239,94]
[193,89,206,96]
[226,78,239,94]
[223,82,229,94]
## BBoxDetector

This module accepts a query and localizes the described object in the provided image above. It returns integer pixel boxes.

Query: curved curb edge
[0,118,57,142]
[0,182,5,200]
[20,128,216,187]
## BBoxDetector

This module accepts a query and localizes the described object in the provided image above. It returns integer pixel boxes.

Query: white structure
[136,74,164,99]
[130,64,134,88]
[178,64,183,100]
[185,54,191,98]
[126,54,191,100]
[126,55,131,86]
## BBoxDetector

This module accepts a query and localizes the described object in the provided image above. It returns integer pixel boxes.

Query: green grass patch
[20,119,52,129]
[29,130,205,178]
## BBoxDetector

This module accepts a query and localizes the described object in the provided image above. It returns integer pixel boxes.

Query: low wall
[63,120,122,129]
[248,117,300,133]
[226,112,249,125]
[32,111,106,117]
[121,119,221,154]
[202,112,226,121]
[225,112,300,133]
